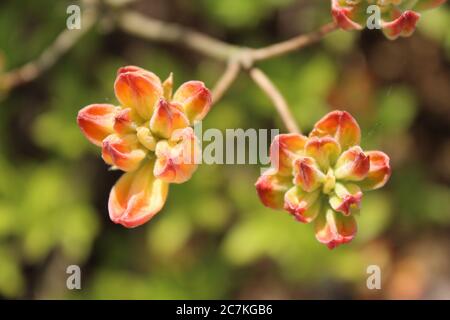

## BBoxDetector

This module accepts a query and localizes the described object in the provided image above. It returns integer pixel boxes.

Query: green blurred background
[0,0,449,299]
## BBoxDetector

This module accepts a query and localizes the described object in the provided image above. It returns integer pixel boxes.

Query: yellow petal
[108,160,169,228]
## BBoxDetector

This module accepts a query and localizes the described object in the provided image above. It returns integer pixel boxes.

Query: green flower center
[322,169,336,195]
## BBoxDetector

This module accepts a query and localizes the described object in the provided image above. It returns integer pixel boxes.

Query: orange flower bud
[172,81,212,123]
[359,151,391,190]
[334,146,370,181]
[114,66,162,120]
[255,169,292,210]
[284,187,321,223]
[153,127,200,184]
[310,110,360,151]
[255,110,390,248]
[293,157,325,192]
[102,134,147,172]
[270,133,308,176]
[108,160,169,228]
[77,104,118,146]
[149,99,189,139]
[315,208,357,249]
[305,136,341,171]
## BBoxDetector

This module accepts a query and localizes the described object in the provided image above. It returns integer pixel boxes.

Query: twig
[117,11,338,65]
[117,11,239,62]
[251,22,338,61]
[212,61,240,103]
[0,6,97,91]
[249,68,300,134]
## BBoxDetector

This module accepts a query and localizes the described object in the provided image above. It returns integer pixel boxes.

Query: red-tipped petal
[284,187,321,223]
[255,169,292,210]
[102,134,147,172]
[305,136,341,171]
[113,108,137,134]
[270,133,308,176]
[359,151,391,190]
[329,182,363,216]
[331,0,363,31]
[315,208,357,249]
[153,127,200,184]
[114,67,162,120]
[150,99,189,139]
[77,104,118,147]
[310,110,361,151]
[108,160,169,228]
[293,157,325,192]
[334,146,370,181]
[382,11,421,40]
[172,81,212,123]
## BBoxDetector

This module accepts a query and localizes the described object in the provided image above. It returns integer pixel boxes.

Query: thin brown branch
[212,61,240,103]
[251,22,338,61]
[117,11,338,65]
[249,68,300,134]
[0,6,97,91]
[117,11,240,62]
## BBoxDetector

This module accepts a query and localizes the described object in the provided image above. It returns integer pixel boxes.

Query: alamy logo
[66,265,81,290]
[367,5,382,30]
[366,265,381,290]
[66,5,81,30]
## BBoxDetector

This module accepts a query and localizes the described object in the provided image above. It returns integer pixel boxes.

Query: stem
[212,61,240,103]
[252,22,338,61]
[249,68,300,134]
[0,6,97,90]
[117,11,239,62]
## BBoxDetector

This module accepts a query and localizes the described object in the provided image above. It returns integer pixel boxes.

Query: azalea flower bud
[113,108,137,134]
[172,81,212,123]
[255,110,391,249]
[270,133,308,175]
[150,99,190,139]
[77,66,212,227]
[154,127,200,184]
[114,66,162,120]
[329,182,363,216]
[102,134,147,172]
[284,186,322,223]
[255,169,293,209]
[315,208,357,249]
[293,157,325,192]
[310,110,360,151]
[305,136,341,171]
[77,104,119,146]
[334,146,370,181]
[108,160,169,228]
[359,150,391,190]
